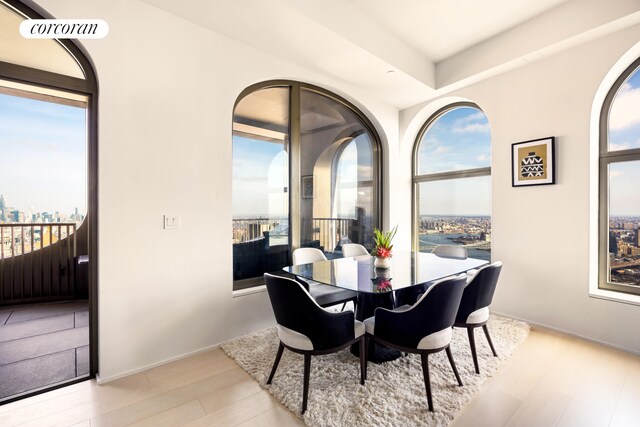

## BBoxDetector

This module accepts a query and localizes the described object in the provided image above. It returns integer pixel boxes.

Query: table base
[353,291,401,363]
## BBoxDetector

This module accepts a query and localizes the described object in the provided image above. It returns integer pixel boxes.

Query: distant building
[609,231,619,255]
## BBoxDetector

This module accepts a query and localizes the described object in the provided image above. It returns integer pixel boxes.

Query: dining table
[284,250,489,362]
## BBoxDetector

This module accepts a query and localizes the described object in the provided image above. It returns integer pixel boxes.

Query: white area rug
[222,315,529,427]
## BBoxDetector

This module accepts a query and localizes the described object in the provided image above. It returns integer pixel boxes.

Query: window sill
[589,287,640,307]
[232,285,266,298]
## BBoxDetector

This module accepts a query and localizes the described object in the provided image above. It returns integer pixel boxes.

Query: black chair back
[374,276,466,349]
[264,273,355,350]
[456,262,502,324]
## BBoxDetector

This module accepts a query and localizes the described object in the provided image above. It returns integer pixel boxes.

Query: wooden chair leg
[340,302,347,311]
[359,337,366,385]
[267,342,285,384]
[445,346,463,386]
[420,353,434,412]
[302,354,311,414]
[467,327,480,374]
[482,324,498,357]
[363,335,369,381]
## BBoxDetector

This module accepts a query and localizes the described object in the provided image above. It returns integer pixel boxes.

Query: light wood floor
[0,327,638,426]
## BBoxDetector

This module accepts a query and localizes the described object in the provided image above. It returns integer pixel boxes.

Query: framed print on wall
[511,137,556,187]
[302,175,313,198]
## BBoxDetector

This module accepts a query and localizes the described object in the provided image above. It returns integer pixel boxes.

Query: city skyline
[0,193,83,224]
[0,92,87,215]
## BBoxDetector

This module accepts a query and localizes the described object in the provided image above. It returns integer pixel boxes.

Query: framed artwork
[511,137,556,187]
[302,175,313,198]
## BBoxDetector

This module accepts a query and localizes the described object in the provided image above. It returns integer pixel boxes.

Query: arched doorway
[0,0,98,403]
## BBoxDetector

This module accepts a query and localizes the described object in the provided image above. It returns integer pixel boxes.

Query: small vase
[374,256,391,269]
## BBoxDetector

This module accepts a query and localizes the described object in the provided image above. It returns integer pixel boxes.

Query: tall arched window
[232,81,382,290]
[413,103,491,260]
[599,57,640,296]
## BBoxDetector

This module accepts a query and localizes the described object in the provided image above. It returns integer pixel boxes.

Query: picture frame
[302,175,313,199]
[511,137,556,187]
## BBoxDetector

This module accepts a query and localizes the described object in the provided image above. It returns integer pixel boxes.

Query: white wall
[402,24,640,354]
[33,0,640,381]
[36,0,398,381]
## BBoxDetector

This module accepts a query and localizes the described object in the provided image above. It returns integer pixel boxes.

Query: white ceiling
[141,0,640,109]
[347,0,570,62]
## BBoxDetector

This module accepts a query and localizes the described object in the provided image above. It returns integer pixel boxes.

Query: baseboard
[96,342,223,384]
[491,310,640,357]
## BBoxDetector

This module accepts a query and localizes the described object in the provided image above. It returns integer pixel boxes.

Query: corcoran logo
[19,19,109,39]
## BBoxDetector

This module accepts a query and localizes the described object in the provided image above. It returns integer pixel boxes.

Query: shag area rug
[222,315,529,427]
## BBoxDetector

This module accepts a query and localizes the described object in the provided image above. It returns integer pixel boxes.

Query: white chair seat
[354,320,365,338]
[417,328,452,350]
[364,316,375,335]
[466,307,489,324]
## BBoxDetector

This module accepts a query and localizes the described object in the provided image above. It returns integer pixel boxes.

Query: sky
[0,92,87,215]
[609,67,640,217]
[232,135,288,218]
[417,106,491,216]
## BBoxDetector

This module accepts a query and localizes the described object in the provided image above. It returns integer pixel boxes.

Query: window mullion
[289,83,301,254]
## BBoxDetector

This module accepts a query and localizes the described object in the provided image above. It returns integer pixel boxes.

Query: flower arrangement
[371,225,397,258]
[373,278,393,293]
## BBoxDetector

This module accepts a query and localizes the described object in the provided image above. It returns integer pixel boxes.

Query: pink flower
[376,247,392,258]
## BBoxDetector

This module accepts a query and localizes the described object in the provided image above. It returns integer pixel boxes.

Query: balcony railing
[0,222,81,305]
[1,222,77,259]
[304,217,353,253]
[232,217,355,253]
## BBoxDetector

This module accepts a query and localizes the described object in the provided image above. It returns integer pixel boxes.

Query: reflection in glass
[299,88,377,256]
[607,161,640,287]
[417,177,491,261]
[232,87,290,283]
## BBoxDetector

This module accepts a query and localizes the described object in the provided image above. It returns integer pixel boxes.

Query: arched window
[232,81,382,290]
[599,57,640,296]
[413,103,491,260]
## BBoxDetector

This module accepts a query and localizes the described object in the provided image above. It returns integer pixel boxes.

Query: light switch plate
[163,214,181,230]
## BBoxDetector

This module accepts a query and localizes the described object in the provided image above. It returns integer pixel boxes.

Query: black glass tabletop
[285,251,489,294]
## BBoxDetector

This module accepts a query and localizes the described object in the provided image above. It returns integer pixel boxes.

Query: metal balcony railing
[0,222,80,305]
[232,217,354,253]
[304,217,353,252]
[0,222,77,259]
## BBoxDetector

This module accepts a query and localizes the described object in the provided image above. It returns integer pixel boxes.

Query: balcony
[0,223,87,305]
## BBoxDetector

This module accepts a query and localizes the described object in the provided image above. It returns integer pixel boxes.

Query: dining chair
[263,273,366,414]
[292,247,358,310]
[364,275,467,412]
[432,244,468,259]
[342,243,369,258]
[454,261,503,374]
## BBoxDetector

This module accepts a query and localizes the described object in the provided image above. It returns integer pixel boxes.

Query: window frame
[598,56,640,297]
[411,102,491,253]
[232,80,383,291]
